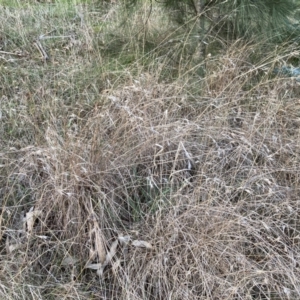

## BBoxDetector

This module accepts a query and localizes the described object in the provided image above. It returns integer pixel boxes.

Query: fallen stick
[0,50,26,57]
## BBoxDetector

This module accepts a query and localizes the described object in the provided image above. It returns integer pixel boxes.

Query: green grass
[0,1,300,299]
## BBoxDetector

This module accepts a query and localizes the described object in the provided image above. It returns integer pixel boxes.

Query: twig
[0,50,26,57]
[34,40,49,60]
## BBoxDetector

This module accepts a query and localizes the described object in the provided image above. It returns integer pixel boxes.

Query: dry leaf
[85,202,107,264]
[61,256,78,266]
[85,239,120,278]
[86,263,102,270]
[85,262,106,278]
[6,241,23,254]
[88,218,106,263]
[111,258,121,275]
[118,235,130,259]
[36,235,48,240]
[118,235,131,245]
[24,207,42,234]
[96,267,105,277]
[105,239,118,263]
[132,240,153,249]
[94,226,106,263]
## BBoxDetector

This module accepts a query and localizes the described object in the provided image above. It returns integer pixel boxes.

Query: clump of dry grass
[1,1,300,299]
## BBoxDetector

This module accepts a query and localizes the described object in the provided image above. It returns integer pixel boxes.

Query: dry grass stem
[0,1,300,299]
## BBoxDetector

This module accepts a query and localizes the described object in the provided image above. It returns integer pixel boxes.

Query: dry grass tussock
[1,1,300,299]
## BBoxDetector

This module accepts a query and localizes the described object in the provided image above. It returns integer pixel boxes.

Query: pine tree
[128,0,300,55]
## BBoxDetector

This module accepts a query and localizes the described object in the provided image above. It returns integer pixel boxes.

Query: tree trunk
[192,0,206,76]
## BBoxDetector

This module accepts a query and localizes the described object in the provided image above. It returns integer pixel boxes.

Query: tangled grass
[0,1,300,299]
